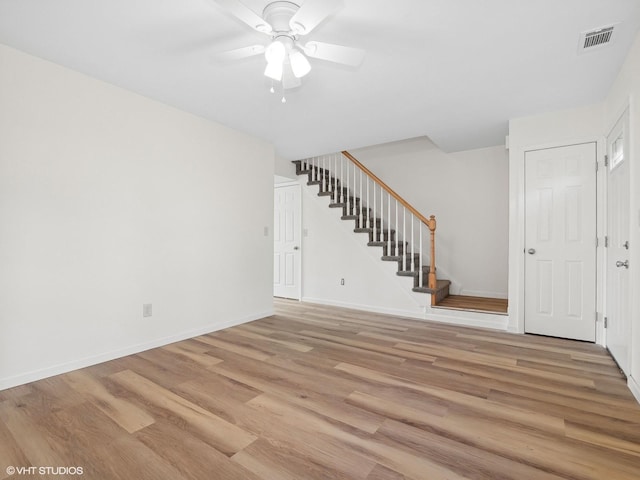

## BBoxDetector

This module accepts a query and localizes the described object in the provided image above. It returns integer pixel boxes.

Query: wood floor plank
[246,393,469,480]
[64,370,155,433]
[194,334,272,361]
[0,415,31,480]
[110,370,257,456]
[210,356,385,434]
[366,464,407,480]
[135,420,263,480]
[1,298,639,480]
[0,399,69,474]
[335,362,566,434]
[222,328,313,352]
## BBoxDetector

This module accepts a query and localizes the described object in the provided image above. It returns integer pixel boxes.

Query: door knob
[293,246,300,250]
[616,260,629,269]
[528,248,536,255]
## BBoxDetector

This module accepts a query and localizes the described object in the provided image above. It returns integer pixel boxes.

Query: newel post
[426,215,437,290]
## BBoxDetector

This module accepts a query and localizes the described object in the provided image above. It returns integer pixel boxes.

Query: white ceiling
[1,0,639,159]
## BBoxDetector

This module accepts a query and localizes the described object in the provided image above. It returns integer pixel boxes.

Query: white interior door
[274,184,301,299]
[606,111,631,373]
[524,143,597,341]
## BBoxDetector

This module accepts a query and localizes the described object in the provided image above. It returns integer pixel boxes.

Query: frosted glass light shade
[264,60,283,81]
[265,40,286,64]
[289,50,311,78]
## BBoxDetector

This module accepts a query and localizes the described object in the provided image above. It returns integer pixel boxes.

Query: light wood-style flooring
[1,299,639,479]
[435,294,509,314]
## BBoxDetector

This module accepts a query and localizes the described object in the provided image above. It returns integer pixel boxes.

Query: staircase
[293,151,452,307]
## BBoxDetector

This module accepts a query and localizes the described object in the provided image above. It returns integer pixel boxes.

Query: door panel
[606,111,631,373]
[525,143,596,341]
[274,184,301,299]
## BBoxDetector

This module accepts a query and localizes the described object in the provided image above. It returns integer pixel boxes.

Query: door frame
[273,181,302,300]
[508,136,607,344]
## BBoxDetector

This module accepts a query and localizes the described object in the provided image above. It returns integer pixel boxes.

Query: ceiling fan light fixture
[289,50,311,78]
[265,40,286,64]
[264,60,283,81]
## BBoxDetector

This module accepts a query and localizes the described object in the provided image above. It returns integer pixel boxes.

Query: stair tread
[367,241,407,247]
[412,279,451,294]
[381,254,420,261]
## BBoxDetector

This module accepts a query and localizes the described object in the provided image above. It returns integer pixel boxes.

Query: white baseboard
[628,376,640,405]
[302,297,427,320]
[0,309,273,391]
[301,297,509,331]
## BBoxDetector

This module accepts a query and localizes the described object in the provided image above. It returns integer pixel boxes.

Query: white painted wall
[351,137,509,298]
[274,154,297,179]
[0,44,275,389]
[604,31,640,401]
[507,104,605,336]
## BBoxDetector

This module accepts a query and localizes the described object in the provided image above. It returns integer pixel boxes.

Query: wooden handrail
[342,150,432,227]
[342,150,438,292]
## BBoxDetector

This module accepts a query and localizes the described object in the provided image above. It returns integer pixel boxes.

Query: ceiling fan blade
[212,44,265,62]
[303,41,365,67]
[289,0,343,35]
[282,64,302,90]
[213,0,272,34]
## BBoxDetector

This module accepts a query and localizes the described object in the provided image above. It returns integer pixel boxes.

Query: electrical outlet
[340,278,345,286]
[143,303,152,317]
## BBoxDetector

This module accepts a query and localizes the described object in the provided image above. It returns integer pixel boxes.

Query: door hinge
[604,236,609,248]
[604,316,608,329]
[604,155,609,167]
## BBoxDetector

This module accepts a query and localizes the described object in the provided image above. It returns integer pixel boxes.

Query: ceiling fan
[212,0,365,91]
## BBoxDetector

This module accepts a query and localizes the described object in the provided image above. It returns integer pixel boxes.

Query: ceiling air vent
[578,25,616,54]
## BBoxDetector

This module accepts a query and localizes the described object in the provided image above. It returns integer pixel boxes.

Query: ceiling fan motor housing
[262,1,301,34]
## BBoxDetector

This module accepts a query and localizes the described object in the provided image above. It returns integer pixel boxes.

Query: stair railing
[300,151,438,292]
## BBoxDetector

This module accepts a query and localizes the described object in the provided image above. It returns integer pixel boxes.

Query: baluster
[366,175,370,229]
[403,207,406,268]
[419,222,423,288]
[359,168,363,227]
[347,156,350,212]
[341,154,344,204]
[373,182,377,240]
[333,155,340,203]
[395,198,398,258]
[411,214,414,275]
[387,191,391,255]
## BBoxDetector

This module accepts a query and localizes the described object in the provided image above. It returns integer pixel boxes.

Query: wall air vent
[578,25,616,54]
